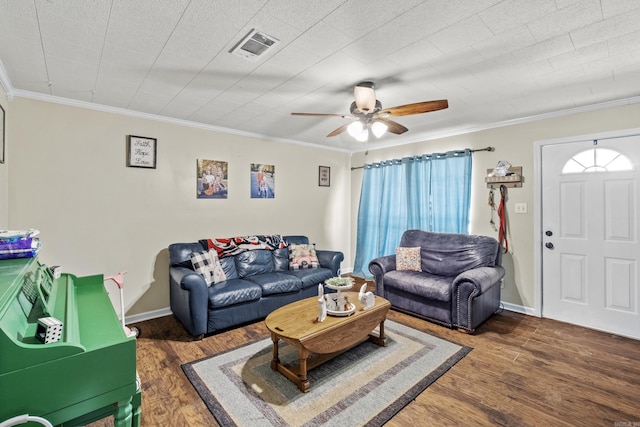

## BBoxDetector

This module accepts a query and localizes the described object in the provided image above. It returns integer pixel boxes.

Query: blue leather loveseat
[369,229,504,333]
[169,235,343,339]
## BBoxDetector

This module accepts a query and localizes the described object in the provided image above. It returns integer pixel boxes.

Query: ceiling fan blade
[378,99,448,117]
[327,123,351,137]
[377,118,408,135]
[291,112,352,118]
[354,81,376,113]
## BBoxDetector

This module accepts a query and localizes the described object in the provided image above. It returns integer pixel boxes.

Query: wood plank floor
[90,279,640,426]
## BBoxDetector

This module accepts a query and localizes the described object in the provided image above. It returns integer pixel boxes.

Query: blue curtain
[352,149,472,278]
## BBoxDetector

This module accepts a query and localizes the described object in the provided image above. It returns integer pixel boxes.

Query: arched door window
[562,147,633,174]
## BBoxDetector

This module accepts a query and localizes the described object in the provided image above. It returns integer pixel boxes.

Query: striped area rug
[182,320,471,427]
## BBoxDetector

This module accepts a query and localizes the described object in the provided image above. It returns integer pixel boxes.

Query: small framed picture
[319,166,330,187]
[127,135,157,168]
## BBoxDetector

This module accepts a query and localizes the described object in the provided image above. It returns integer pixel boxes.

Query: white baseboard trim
[501,301,539,317]
[125,307,172,325]
[124,300,539,326]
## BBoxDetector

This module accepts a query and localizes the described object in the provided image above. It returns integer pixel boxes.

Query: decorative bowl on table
[326,301,356,316]
[323,277,356,316]
[324,276,354,291]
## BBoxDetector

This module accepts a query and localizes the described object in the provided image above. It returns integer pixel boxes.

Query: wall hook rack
[485,166,523,188]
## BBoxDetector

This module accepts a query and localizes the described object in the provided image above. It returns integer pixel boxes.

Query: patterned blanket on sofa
[200,235,287,258]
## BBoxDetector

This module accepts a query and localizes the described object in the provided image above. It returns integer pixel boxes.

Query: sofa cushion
[399,230,499,276]
[234,249,274,277]
[244,273,302,296]
[395,247,422,271]
[282,267,334,289]
[207,278,262,308]
[169,242,207,268]
[384,270,453,302]
[273,247,289,271]
[220,256,239,279]
[289,243,319,269]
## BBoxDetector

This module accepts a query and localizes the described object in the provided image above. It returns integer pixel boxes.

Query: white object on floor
[0,414,53,427]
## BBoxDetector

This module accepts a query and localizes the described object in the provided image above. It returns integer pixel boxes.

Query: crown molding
[0,60,15,101]
[353,95,640,154]
[11,88,352,153]
[6,76,640,156]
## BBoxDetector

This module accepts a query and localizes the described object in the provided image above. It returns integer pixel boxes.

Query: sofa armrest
[452,265,505,331]
[368,255,397,296]
[452,266,505,295]
[316,250,344,276]
[169,266,209,338]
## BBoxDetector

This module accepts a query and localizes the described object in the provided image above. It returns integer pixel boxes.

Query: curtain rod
[350,146,494,170]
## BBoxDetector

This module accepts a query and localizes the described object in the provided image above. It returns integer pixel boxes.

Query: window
[562,148,632,174]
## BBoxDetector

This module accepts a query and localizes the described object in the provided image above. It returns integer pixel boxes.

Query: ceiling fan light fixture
[355,126,369,142]
[354,81,376,112]
[355,127,369,142]
[290,81,449,142]
[347,121,364,137]
[371,121,388,138]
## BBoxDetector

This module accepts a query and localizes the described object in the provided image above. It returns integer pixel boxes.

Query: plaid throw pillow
[191,250,227,286]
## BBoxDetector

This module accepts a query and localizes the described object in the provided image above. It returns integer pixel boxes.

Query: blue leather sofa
[369,229,504,333]
[169,235,343,339]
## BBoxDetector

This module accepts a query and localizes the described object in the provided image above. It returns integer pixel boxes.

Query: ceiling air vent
[230,29,279,61]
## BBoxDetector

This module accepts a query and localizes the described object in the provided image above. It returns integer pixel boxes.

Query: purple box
[0,237,40,260]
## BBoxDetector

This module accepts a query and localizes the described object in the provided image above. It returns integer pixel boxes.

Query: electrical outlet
[514,203,528,214]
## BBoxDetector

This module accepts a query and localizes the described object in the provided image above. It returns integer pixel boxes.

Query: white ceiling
[1,0,640,152]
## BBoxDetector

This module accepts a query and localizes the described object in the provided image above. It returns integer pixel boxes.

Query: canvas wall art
[251,163,275,198]
[197,159,228,199]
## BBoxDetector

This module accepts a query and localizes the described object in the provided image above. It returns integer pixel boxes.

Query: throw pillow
[190,249,227,286]
[396,246,422,271]
[288,243,319,269]
[191,250,215,286]
[208,249,227,284]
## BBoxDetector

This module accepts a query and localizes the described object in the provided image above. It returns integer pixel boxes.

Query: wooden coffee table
[264,291,390,392]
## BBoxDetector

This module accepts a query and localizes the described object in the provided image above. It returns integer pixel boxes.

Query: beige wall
[7,97,351,316]
[351,103,640,311]
[7,94,640,318]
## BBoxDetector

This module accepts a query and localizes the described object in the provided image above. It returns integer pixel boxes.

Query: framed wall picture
[0,104,5,164]
[197,159,228,199]
[127,135,157,168]
[319,165,330,187]
[251,163,275,198]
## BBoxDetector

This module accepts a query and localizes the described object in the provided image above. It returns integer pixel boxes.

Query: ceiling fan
[291,81,448,141]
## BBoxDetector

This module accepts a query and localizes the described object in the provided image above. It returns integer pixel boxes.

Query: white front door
[542,135,640,339]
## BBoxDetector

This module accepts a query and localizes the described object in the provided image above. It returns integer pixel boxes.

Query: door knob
[545,242,554,249]
[545,230,553,236]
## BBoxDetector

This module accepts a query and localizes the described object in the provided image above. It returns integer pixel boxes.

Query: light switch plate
[514,203,528,214]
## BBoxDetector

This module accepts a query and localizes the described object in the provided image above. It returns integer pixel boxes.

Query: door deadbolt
[545,230,553,236]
